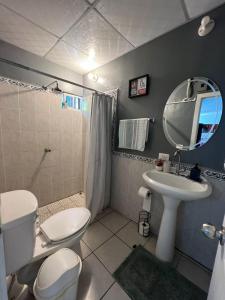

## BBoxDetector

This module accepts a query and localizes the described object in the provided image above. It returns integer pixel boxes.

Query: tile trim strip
[0,75,57,94]
[113,151,225,181]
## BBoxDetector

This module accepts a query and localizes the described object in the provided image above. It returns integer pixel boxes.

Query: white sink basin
[142,169,212,262]
[143,170,212,201]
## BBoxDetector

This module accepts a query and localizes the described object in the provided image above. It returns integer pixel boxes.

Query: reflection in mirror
[163,77,223,151]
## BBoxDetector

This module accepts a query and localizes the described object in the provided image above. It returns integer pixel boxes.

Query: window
[62,93,86,111]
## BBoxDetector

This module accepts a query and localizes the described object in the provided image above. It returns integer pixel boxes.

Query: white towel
[119,118,149,151]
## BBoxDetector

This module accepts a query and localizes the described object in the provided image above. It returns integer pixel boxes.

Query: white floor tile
[77,254,114,300]
[71,240,92,260]
[177,256,211,292]
[95,207,113,221]
[144,236,157,254]
[100,211,129,233]
[116,221,149,248]
[82,222,113,251]
[102,283,131,300]
[94,236,131,273]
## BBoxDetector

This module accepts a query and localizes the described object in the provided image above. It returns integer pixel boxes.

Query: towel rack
[120,117,155,124]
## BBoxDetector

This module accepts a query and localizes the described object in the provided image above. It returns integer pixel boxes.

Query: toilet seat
[40,207,91,244]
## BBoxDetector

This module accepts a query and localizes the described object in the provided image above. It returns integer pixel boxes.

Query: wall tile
[21,130,37,152]
[36,112,50,132]
[1,109,20,131]
[0,84,18,109]
[0,84,85,207]
[20,109,36,131]
[49,94,62,112]
[18,88,36,111]
[2,129,21,153]
[49,110,62,131]
[35,91,50,113]
[36,132,50,153]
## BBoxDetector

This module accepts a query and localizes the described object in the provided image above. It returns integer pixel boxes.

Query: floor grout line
[99,282,116,300]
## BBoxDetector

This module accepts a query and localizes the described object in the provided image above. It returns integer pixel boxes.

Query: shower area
[0,66,117,222]
[0,78,85,205]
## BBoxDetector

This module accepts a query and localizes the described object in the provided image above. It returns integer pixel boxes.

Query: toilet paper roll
[138,187,151,212]
[138,221,150,236]
[138,186,151,198]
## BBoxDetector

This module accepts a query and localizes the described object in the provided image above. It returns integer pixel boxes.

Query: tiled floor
[18,193,212,300]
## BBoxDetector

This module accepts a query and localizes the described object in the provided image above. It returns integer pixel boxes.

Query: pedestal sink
[143,170,212,262]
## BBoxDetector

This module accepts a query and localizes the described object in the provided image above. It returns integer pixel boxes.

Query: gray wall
[0,40,83,96]
[84,4,225,172]
[83,5,225,269]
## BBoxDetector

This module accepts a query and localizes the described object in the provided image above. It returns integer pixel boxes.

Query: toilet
[1,190,90,299]
[33,248,82,300]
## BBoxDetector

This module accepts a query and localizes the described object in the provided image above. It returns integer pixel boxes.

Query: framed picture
[128,74,150,98]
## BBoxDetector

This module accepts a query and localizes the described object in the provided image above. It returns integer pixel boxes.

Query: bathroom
[0,1,225,299]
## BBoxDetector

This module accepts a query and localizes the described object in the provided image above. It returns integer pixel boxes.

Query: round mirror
[163,77,223,151]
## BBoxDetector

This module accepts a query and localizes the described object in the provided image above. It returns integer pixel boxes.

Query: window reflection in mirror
[163,78,223,151]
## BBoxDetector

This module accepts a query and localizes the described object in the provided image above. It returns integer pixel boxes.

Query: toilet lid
[40,207,91,243]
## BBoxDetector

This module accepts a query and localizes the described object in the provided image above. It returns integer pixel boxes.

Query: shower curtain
[85,92,114,221]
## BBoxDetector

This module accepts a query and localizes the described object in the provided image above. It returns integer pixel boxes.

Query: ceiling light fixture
[198,16,215,37]
[88,72,98,82]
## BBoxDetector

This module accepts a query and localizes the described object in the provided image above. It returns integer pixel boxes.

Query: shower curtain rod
[0,57,106,95]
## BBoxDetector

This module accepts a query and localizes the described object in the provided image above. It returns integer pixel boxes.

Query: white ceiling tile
[184,0,225,18]
[0,0,89,37]
[45,41,98,74]
[0,5,57,56]
[63,10,134,66]
[96,0,187,47]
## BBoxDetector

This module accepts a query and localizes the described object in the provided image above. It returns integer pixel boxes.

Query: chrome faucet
[172,150,182,175]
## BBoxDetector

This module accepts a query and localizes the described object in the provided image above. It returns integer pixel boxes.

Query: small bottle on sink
[189,163,202,182]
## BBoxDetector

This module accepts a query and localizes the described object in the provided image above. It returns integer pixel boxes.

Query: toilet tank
[1,190,38,275]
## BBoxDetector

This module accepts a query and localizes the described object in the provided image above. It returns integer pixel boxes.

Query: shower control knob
[201,223,225,246]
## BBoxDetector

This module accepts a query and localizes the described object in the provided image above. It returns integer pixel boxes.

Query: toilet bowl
[33,248,82,300]
[1,190,91,276]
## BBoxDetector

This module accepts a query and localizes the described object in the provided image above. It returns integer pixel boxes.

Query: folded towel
[119,118,149,151]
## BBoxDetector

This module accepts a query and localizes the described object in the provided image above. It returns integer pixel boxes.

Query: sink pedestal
[155,196,181,262]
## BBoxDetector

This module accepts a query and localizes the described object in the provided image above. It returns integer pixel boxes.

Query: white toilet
[1,190,91,299]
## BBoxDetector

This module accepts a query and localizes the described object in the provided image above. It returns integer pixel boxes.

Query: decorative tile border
[0,75,58,95]
[113,151,225,181]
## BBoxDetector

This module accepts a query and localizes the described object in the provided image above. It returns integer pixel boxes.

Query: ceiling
[0,0,224,75]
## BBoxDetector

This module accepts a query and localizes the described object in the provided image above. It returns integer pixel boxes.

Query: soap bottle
[189,163,201,182]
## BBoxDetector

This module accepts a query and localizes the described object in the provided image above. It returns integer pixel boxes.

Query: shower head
[42,81,62,93]
[52,82,62,93]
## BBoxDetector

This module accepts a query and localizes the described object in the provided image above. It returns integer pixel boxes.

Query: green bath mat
[113,246,207,300]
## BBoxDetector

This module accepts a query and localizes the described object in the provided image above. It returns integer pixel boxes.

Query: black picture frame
[128,74,150,98]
